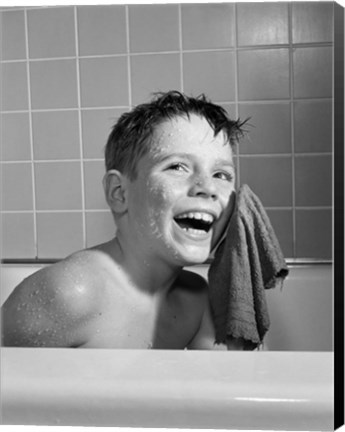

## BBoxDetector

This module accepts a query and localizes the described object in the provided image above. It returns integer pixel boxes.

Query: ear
[103,170,128,214]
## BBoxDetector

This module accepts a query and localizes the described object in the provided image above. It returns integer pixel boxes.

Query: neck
[108,236,183,296]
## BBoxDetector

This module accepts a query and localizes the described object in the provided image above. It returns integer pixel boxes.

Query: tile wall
[1,2,333,261]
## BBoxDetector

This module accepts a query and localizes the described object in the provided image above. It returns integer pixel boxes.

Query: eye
[167,163,187,172]
[214,171,234,182]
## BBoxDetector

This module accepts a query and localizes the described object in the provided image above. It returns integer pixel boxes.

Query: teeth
[181,227,206,235]
[175,212,214,224]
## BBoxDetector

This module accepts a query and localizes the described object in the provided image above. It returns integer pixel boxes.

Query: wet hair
[105,90,247,180]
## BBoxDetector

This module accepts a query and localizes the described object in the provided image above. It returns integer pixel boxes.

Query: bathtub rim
[1,348,334,430]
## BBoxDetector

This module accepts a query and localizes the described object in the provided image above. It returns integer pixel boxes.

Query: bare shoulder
[45,250,107,310]
[1,249,108,347]
[24,250,105,314]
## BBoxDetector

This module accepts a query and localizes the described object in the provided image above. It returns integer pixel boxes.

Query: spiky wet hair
[105,90,247,180]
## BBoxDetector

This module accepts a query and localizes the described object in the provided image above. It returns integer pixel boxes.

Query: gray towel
[208,184,289,349]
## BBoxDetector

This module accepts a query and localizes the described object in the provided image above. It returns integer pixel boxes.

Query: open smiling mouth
[173,212,215,237]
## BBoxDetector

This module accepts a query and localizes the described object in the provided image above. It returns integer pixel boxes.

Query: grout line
[1,159,104,164]
[23,7,38,259]
[2,211,35,214]
[295,206,333,211]
[1,59,28,64]
[2,206,332,215]
[1,5,74,13]
[1,42,333,64]
[0,152,333,165]
[288,1,297,260]
[2,210,84,214]
[238,152,333,158]
[1,160,35,164]
[233,3,241,186]
[0,106,131,114]
[0,97,332,115]
[231,97,333,104]
[1,153,333,165]
[125,5,132,108]
[178,3,184,92]
[74,6,87,250]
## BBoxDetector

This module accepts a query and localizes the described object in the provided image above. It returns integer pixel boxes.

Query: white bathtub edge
[1,349,334,430]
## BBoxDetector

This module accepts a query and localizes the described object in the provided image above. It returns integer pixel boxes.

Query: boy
[1,91,245,349]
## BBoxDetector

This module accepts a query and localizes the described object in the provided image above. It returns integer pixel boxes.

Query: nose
[188,175,218,200]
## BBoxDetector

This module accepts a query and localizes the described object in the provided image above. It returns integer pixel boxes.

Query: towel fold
[208,184,289,349]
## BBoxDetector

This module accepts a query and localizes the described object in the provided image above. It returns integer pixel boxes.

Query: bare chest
[79,289,201,349]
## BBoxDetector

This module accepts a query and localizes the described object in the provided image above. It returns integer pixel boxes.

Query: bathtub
[0,263,334,430]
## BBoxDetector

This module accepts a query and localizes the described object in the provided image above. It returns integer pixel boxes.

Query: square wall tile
[181,3,235,50]
[85,211,116,248]
[239,156,292,207]
[77,5,127,56]
[2,213,36,258]
[30,59,78,109]
[129,4,179,53]
[266,209,294,259]
[27,7,75,59]
[295,155,332,207]
[295,209,332,259]
[32,110,80,160]
[2,10,26,60]
[37,212,84,259]
[79,57,129,108]
[238,49,290,101]
[183,51,236,102]
[82,108,127,159]
[237,2,289,46]
[2,113,31,161]
[293,47,332,99]
[292,2,333,44]
[84,161,108,210]
[35,161,82,210]
[2,62,28,111]
[131,54,181,105]
[238,103,291,154]
[1,163,33,211]
[294,100,332,153]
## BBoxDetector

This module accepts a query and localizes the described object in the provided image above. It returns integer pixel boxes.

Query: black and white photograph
[0,0,343,430]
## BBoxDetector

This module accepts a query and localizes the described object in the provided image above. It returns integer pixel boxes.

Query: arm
[1,262,98,347]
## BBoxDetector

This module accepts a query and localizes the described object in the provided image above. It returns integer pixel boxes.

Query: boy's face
[126,114,235,266]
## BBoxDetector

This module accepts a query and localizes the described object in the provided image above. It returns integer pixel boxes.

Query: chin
[164,228,212,266]
[176,246,211,266]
